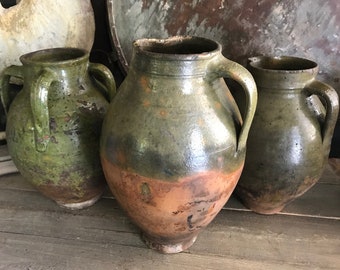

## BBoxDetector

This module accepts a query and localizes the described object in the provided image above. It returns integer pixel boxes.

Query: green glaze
[0,48,116,209]
[101,36,257,181]
[100,36,257,253]
[235,56,339,214]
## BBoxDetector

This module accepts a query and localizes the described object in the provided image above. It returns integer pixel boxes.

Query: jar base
[249,205,285,215]
[57,193,102,210]
[142,233,198,254]
[239,199,285,215]
[235,188,287,215]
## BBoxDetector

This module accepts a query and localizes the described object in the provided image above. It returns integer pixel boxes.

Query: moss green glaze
[235,56,339,214]
[100,36,257,253]
[0,48,116,209]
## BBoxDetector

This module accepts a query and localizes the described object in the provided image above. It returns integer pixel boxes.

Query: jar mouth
[133,36,220,59]
[248,56,318,72]
[20,47,88,65]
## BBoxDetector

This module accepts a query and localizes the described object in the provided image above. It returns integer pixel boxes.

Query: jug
[235,56,339,214]
[0,48,116,209]
[100,36,257,253]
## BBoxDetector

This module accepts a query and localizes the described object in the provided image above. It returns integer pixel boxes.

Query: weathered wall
[108,0,339,93]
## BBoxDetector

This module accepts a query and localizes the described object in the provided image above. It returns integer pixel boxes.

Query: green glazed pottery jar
[0,48,116,209]
[235,56,339,214]
[100,36,257,253]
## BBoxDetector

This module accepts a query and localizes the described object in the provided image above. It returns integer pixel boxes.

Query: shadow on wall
[0,0,16,8]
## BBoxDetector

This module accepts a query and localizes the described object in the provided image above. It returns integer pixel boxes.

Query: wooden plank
[0,144,9,156]
[0,173,39,192]
[199,211,340,269]
[0,187,339,269]
[0,159,18,176]
[0,144,18,176]
[281,183,340,219]
[1,232,314,270]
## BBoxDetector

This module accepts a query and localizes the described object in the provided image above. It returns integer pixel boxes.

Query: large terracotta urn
[100,36,257,253]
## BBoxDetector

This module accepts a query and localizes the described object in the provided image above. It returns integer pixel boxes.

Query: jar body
[3,48,115,209]
[100,36,257,253]
[235,56,339,214]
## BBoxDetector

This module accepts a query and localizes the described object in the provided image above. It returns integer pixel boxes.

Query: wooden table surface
[0,145,339,270]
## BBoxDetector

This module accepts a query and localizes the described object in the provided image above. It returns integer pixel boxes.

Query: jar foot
[57,193,102,210]
[142,233,198,254]
[239,198,286,215]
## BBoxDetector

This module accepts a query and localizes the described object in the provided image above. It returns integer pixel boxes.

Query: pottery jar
[100,36,257,253]
[0,48,116,209]
[235,56,339,214]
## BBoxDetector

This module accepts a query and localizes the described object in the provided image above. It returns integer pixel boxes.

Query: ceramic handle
[305,80,339,157]
[0,65,23,114]
[207,55,258,153]
[89,63,116,101]
[31,68,55,152]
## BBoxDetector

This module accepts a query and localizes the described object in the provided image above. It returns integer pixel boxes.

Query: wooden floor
[0,146,339,270]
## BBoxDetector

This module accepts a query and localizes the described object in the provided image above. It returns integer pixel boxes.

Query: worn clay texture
[0,0,95,74]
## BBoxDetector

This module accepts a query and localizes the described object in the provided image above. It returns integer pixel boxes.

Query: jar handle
[31,68,56,152]
[0,65,23,115]
[207,55,257,153]
[305,80,339,158]
[89,63,116,101]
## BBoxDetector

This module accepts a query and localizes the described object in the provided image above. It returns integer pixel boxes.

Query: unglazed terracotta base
[101,157,244,252]
[142,233,198,254]
[57,193,102,210]
[239,200,286,215]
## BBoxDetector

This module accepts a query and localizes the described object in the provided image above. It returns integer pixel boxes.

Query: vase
[100,36,257,253]
[0,47,116,209]
[235,56,339,214]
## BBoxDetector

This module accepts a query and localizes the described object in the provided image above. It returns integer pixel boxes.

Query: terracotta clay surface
[101,156,243,253]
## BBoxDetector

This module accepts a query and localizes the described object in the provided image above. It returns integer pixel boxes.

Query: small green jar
[235,56,339,214]
[0,48,116,209]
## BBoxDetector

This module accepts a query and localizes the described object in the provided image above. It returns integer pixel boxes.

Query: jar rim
[248,56,318,73]
[20,47,88,66]
[133,36,221,60]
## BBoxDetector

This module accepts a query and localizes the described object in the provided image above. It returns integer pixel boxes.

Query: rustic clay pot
[235,56,339,214]
[100,36,257,253]
[0,48,116,209]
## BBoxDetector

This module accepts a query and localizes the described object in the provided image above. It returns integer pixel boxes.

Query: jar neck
[21,52,90,98]
[21,47,89,81]
[130,36,221,77]
[248,56,319,89]
[130,52,215,77]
